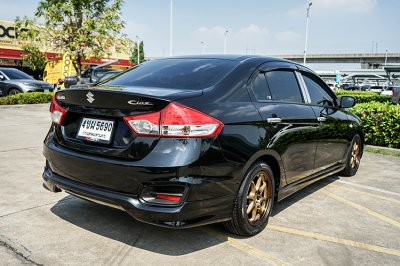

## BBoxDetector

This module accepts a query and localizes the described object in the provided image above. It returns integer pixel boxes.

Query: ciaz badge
[127,100,153,106]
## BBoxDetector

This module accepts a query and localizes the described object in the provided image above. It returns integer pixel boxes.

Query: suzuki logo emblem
[86,92,95,103]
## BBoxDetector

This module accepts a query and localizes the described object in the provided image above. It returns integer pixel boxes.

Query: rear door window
[251,73,271,101]
[265,70,303,103]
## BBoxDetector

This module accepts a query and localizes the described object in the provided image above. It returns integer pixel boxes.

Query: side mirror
[63,76,78,88]
[340,96,356,108]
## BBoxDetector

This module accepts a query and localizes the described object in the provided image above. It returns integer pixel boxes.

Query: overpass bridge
[275,53,400,69]
[316,66,400,85]
[147,53,400,69]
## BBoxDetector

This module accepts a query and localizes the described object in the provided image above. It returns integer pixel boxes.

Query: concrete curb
[0,235,42,265]
[0,103,49,109]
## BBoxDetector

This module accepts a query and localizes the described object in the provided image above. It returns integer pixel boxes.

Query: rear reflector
[124,102,223,138]
[155,194,182,203]
[49,95,68,125]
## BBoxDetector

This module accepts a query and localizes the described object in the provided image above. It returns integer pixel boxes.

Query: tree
[130,41,145,65]
[21,45,48,72]
[15,0,130,80]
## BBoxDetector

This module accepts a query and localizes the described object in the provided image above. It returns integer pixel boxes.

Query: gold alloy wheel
[246,171,272,225]
[350,142,361,169]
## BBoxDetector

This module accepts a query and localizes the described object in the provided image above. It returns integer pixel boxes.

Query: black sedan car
[43,55,363,236]
[0,67,53,96]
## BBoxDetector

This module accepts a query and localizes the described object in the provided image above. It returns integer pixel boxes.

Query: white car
[325,82,337,90]
[380,87,393,97]
[369,86,386,93]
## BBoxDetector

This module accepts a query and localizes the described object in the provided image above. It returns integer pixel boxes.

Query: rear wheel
[224,162,275,236]
[340,134,362,176]
[8,88,21,96]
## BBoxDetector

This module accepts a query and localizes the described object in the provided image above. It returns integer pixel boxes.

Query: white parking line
[320,189,400,228]
[200,228,286,266]
[268,224,400,257]
[329,179,400,197]
[326,183,400,205]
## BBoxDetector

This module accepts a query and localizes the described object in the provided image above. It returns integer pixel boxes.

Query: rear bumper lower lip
[42,166,234,228]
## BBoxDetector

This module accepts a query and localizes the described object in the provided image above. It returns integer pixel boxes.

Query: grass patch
[364,146,400,157]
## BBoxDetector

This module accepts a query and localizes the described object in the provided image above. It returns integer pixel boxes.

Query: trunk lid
[54,86,202,160]
[56,86,202,110]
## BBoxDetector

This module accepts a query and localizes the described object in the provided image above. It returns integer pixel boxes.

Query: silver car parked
[0,67,53,96]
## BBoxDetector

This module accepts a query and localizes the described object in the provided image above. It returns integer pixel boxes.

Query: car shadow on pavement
[49,174,340,255]
[50,196,226,256]
[272,175,339,216]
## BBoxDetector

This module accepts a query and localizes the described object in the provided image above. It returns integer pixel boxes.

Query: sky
[0,0,399,70]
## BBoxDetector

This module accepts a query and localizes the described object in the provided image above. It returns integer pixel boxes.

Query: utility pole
[201,41,205,55]
[136,35,140,64]
[169,0,173,56]
[303,2,312,65]
[224,30,229,54]
[385,49,388,66]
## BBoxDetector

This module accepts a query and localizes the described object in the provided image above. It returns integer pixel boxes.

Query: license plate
[77,118,114,143]
[44,89,49,92]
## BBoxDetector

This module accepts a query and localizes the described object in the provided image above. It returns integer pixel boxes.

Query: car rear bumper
[42,165,234,228]
[42,136,237,228]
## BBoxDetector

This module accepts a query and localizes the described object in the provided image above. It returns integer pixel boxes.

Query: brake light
[49,95,68,125]
[124,102,223,138]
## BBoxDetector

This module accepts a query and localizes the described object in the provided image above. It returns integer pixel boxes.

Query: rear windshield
[103,58,239,90]
[94,69,120,78]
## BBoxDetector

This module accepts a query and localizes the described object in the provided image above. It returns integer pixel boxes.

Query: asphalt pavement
[0,104,399,266]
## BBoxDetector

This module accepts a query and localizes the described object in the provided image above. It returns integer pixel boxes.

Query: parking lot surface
[1,104,399,266]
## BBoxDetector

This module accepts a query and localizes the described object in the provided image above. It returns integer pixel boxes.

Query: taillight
[124,102,223,138]
[49,95,68,125]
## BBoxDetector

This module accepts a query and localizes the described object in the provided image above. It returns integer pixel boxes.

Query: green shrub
[0,92,53,105]
[350,102,400,148]
[335,90,391,103]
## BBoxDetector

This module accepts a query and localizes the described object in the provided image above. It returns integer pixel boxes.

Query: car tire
[8,88,21,96]
[340,134,362,177]
[223,162,275,236]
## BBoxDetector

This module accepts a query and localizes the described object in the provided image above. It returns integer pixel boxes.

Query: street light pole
[303,2,312,65]
[385,49,388,66]
[136,35,140,64]
[201,41,205,55]
[224,30,229,54]
[169,0,173,56]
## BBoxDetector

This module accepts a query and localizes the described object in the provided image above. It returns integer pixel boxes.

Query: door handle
[267,117,282,123]
[317,116,327,122]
